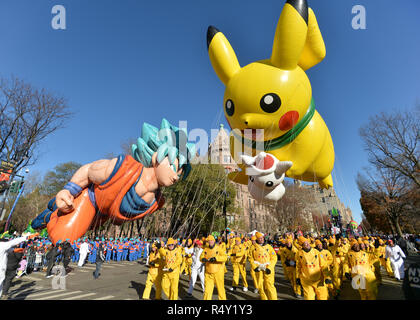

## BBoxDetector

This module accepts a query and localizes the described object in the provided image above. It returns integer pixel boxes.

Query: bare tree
[356,167,416,237]
[0,76,72,172]
[359,105,420,188]
[272,181,316,233]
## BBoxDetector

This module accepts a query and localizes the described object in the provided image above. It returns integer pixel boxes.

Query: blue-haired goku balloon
[31,119,196,244]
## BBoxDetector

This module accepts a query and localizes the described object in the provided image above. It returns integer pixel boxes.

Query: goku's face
[154,156,183,187]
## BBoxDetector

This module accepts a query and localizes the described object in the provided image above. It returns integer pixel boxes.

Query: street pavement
[6,254,419,300]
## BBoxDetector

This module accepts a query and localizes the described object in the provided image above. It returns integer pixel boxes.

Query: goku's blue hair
[132,119,196,180]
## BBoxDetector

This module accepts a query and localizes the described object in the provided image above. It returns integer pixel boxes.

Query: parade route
[6,255,417,300]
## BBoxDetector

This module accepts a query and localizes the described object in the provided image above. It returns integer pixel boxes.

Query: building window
[322,197,325,203]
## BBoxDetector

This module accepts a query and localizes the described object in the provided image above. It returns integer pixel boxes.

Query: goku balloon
[31,119,196,244]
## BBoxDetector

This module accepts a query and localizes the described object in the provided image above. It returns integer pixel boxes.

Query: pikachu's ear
[298,8,326,71]
[207,26,241,85]
[270,0,309,70]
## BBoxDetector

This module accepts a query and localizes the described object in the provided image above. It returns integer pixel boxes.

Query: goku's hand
[56,190,74,213]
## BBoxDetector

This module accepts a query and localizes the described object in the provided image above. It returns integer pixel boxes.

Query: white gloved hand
[258,264,267,271]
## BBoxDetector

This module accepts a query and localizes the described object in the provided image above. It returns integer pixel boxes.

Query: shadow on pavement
[129,280,145,299]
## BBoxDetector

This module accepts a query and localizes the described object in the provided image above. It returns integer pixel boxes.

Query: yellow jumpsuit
[296,248,328,300]
[283,245,301,296]
[371,246,383,284]
[184,245,193,276]
[379,245,394,276]
[247,244,259,290]
[179,246,187,275]
[343,249,378,300]
[142,250,163,299]
[159,247,183,300]
[331,243,346,291]
[249,243,278,300]
[218,241,228,274]
[200,244,228,300]
[229,243,248,288]
[319,248,334,298]
[278,245,289,281]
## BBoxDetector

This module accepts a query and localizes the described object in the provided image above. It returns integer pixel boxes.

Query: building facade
[299,182,353,227]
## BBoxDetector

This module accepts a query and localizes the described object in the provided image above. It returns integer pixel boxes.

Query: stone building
[207,125,279,235]
[298,182,353,226]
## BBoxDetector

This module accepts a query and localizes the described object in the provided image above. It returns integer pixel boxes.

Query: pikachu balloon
[207,0,334,190]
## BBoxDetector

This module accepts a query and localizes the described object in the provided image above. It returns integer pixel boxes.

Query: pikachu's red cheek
[278,111,299,131]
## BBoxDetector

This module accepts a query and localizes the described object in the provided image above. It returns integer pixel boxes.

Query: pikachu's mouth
[231,98,316,151]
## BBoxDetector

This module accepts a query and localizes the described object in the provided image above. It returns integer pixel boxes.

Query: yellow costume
[247,237,259,292]
[343,243,378,300]
[142,245,163,300]
[296,237,328,300]
[229,239,248,290]
[159,238,183,300]
[283,241,301,296]
[248,236,278,300]
[200,236,228,300]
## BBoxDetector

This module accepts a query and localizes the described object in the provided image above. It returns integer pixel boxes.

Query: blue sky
[1,0,419,224]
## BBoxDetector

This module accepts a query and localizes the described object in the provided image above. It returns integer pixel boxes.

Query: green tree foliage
[162,164,239,238]
[42,162,82,196]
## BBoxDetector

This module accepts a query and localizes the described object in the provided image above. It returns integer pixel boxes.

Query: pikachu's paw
[318,175,333,189]
[285,165,306,178]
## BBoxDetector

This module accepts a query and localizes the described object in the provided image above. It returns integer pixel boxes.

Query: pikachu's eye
[260,93,281,113]
[225,99,235,116]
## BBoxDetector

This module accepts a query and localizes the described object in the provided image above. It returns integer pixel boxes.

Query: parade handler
[229,237,248,292]
[200,235,228,300]
[159,238,182,300]
[248,232,277,300]
[31,119,196,244]
[295,236,328,300]
[143,242,164,300]
[385,239,406,281]
[343,239,378,300]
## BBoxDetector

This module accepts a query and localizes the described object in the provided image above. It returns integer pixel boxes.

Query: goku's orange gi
[32,155,164,244]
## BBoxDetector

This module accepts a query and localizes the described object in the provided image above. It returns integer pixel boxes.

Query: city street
[5,254,418,300]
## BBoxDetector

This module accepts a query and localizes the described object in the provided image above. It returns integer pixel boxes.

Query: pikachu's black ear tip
[207,25,220,50]
[286,0,308,25]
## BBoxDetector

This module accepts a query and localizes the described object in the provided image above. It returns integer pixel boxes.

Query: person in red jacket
[31,119,196,244]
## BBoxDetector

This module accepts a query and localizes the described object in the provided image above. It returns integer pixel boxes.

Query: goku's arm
[56,158,118,213]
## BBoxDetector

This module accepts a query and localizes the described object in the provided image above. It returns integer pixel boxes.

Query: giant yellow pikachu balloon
[207,0,334,189]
